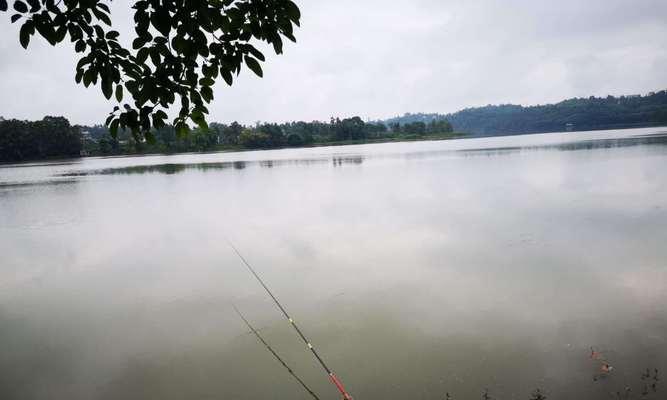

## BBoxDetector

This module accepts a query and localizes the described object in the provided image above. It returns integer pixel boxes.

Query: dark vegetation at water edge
[0,117,83,162]
[0,115,456,162]
[80,116,455,156]
[384,90,667,136]
[3,89,667,162]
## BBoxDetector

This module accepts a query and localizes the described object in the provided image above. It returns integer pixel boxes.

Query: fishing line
[232,303,321,400]
[227,240,354,400]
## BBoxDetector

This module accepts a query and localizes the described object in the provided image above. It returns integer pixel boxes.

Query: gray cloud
[0,0,665,125]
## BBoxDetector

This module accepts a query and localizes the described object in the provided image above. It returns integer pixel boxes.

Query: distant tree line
[387,119,453,137]
[0,113,456,162]
[384,90,667,135]
[78,115,455,156]
[4,89,667,162]
[0,117,83,162]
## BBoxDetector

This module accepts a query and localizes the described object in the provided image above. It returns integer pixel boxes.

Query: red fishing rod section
[329,373,353,400]
[228,241,354,400]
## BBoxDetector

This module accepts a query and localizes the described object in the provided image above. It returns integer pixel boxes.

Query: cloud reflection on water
[0,128,666,400]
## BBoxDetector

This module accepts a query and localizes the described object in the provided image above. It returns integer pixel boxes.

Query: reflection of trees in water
[333,156,364,166]
[555,134,667,151]
[458,133,667,158]
[55,156,366,177]
[0,178,79,190]
[51,132,667,176]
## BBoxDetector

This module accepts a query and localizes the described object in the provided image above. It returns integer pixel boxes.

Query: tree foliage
[0,113,457,161]
[384,91,667,136]
[0,116,83,162]
[1,0,301,140]
[388,119,452,136]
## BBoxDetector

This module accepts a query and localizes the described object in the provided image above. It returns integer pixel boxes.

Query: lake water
[1,128,666,400]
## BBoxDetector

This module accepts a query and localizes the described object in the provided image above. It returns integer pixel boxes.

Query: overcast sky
[1,0,666,125]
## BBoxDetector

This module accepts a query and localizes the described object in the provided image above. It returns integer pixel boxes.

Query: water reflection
[1,130,662,181]
[457,132,667,157]
[0,178,79,189]
[54,156,368,177]
[90,154,367,176]
[333,156,364,166]
[0,178,83,230]
[1,127,666,400]
[0,160,82,169]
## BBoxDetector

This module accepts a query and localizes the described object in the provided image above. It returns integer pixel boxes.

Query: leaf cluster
[1,0,300,140]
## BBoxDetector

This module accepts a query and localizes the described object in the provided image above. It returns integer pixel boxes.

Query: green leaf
[152,112,166,129]
[199,77,214,86]
[272,35,283,54]
[109,119,120,137]
[202,63,218,79]
[92,7,111,26]
[76,55,90,70]
[149,48,160,66]
[0,0,8,12]
[191,110,208,130]
[151,6,171,37]
[136,47,149,64]
[106,31,120,40]
[19,20,33,49]
[13,0,27,13]
[25,0,38,12]
[68,24,83,41]
[180,94,189,112]
[201,86,213,103]
[34,17,57,45]
[132,37,146,49]
[220,68,233,86]
[283,30,296,43]
[75,40,86,52]
[10,13,21,23]
[284,1,301,23]
[101,78,113,99]
[97,3,110,14]
[171,35,186,53]
[54,25,66,43]
[115,85,123,102]
[244,56,263,77]
[83,69,94,87]
[93,25,105,39]
[247,45,265,61]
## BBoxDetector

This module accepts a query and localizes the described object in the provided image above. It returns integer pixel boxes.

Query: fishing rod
[227,240,354,400]
[232,303,321,400]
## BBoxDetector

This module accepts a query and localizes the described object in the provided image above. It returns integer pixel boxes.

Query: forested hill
[383,90,667,136]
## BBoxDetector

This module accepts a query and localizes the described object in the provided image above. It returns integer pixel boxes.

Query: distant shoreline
[0,132,465,166]
[4,124,667,166]
[469,121,667,137]
[64,132,472,162]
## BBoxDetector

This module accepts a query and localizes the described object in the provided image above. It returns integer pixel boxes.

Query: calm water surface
[1,128,667,399]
